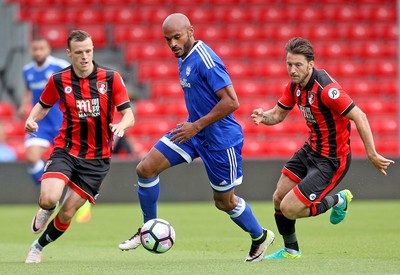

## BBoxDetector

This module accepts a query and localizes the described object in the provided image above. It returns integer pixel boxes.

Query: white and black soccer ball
[140,218,176,254]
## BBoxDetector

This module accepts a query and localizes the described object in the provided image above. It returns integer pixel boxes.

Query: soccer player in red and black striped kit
[251,37,394,259]
[24,30,135,264]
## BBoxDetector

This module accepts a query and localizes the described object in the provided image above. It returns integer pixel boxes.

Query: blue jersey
[23,55,69,139]
[178,41,243,151]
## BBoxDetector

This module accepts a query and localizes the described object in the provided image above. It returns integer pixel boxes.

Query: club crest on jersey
[97,82,108,94]
[65,86,72,94]
[186,66,191,76]
[308,91,315,104]
[296,89,301,97]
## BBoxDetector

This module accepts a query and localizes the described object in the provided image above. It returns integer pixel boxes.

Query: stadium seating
[4,0,399,159]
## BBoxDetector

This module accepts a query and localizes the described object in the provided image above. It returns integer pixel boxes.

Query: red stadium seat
[308,25,340,41]
[259,62,287,78]
[196,25,229,42]
[371,7,397,22]
[32,8,66,25]
[372,61,398,77]
[164,101,188,119]
[231,25,266,41]
[0,101,15,119]
[150,82,182,100]
[288,7,324,22]
[216,6,252,23]
[183,7,216,25]
[258,7,288,23]
[212,43,242,60]
[139,7,172,24]
[137,62,178,83]
[59,0,96,7]
[3,120,25,138]
[325,6,362,22]
[234,82,267,98]
[39,26,69,49]
[346,25,375,41]
[134,100,167,118]
[224,62,256,79]
[361,42,397,58]
[242,43,282,59]
[72,25,108,48]
[125,43,171,65]
[69,9,105,25]
[106,9,141,25]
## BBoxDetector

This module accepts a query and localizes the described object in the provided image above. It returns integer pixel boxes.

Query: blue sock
[28,160,44,186]
[228,197,263,239]
[137,176,160,223]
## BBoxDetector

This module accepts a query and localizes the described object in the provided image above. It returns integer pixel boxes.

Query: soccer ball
[140,218,176,254]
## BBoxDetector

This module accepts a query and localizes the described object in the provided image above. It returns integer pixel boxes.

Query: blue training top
[22,55,69,134]
[178,41,243,151]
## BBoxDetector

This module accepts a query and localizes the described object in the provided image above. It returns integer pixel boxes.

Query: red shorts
[41,148,110,204]
[282,143,351,207]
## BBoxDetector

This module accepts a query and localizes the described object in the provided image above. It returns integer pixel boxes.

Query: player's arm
[193,84,239,130]
[345,106,395,175]
[169,85,238,143]
[251,104,290,126]
[18,89,32,119]
[24,102,51,135]
[109,106,135,137]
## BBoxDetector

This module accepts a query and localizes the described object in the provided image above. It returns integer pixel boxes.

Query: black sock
[38,216,70,248]
[274,210,299,251]
[312,194,339,216]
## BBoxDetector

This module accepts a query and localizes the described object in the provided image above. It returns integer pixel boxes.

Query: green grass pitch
[0,200,399,274]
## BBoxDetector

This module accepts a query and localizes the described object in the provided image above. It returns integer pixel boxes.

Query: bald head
[162,13,191,32]
[162,13,195,59]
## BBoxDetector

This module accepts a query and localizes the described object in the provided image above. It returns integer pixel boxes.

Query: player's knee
[136,162,157,178]
[214,199,235,212]
[38,195,58,210]
[280,204,297,220]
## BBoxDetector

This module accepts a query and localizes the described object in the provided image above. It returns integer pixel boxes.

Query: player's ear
[66,48,71,57]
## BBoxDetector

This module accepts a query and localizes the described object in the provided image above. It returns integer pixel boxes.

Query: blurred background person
[0,122,17,162]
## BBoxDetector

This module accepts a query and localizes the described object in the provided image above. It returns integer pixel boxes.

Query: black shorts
[41,148,111,204]
[282,143,351,208]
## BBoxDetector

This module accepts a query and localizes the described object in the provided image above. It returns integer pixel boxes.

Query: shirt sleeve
[321,83,355,115]
[277,82,295,110]
[39,76,60,107]
[202,59,232,93]
[112,72,130,110]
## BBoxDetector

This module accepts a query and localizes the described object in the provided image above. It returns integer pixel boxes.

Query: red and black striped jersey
[278,68,355,158]
[39,62,131,159]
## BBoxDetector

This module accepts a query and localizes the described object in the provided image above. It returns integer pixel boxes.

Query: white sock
[335,194,344,207]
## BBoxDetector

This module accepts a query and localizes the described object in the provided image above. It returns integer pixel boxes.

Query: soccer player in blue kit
[119,13,274,262]
[20,37,91,223]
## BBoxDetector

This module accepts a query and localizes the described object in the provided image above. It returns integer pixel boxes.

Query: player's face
[31,40,51,66]
[286,53,314,87]
[164,27,194,59]
[66,38,94,77]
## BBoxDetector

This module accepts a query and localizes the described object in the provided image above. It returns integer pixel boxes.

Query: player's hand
[169,122,199,144]
[368,153,395,175]
[25,119,38,136]
[109,123,125,137]
[251,108,264,125]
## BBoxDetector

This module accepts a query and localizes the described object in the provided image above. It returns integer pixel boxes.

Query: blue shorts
[154,132,243,193]
[25,120,60,148]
